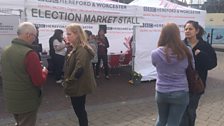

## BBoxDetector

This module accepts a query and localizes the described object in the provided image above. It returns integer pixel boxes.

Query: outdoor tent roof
[129,0,200,10]
[0,0,24,10]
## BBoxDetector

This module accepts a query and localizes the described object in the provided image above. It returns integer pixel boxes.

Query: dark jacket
[184,38,217,87]
[63,44,97,97]
[49,37,55,58]
[96,35,109,55]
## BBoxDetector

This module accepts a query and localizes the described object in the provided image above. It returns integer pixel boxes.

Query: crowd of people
[1,20,217,126]
[49,25,110,83]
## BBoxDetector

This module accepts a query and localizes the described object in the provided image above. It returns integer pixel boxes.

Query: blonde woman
[64,23,96,126]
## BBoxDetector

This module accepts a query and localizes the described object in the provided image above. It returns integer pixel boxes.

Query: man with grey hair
[1,22,48,126]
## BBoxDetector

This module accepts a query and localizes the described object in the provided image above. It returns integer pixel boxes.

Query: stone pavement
[1,51,224,126]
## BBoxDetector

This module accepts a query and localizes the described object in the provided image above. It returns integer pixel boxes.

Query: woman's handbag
[186,59,205,93]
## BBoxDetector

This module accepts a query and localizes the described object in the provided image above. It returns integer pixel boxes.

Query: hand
[195,49,200,55]
[42,67,48,75]
[99,43,105,46]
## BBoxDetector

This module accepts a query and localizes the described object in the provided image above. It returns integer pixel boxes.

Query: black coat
[184,38,217,86]
[49,37,55,57]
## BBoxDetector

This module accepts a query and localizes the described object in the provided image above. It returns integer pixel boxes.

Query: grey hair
[17,22,36,35]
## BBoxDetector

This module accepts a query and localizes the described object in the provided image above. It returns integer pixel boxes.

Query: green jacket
[64,45,97,97]
[1,38,41,114]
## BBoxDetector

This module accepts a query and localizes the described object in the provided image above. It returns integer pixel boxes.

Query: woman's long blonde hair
[66,23,88,47]
[158,23,192,62]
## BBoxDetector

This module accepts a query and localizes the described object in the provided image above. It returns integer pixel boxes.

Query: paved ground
[1,49,224,126]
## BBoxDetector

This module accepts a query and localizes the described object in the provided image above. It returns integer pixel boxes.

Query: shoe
[105,76,109,80]
[56,79,63,84]
[61,82,64,87]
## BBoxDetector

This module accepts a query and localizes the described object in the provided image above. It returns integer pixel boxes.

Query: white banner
[25,0,141,54]
[0,15,19,49]
[134,26,158,81]
[26,0,141,25]
[0,15,19,35]
[0,15,20,76]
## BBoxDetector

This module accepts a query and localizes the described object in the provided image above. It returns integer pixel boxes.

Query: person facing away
[151,22,193,126]
[180,20,217,126]
[85,30,98,76]
[95,28,110,79]
[49,29,67,84]
[64,23,97,126]
[1,22,48,126]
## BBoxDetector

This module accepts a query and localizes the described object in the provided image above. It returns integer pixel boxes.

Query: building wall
[205,13,224,44]
[206,13,224,27]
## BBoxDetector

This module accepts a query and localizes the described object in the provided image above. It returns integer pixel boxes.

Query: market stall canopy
[0,0,24,15]
[130,0,194,10]
[26,0,143,25]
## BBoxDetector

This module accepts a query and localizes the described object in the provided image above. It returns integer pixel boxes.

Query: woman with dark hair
[49,29,67,84]
[180,20,217,126]
[95,29,110,79]
[151,23,193,126]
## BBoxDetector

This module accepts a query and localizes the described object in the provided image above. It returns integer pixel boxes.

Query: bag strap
[186,53,194,70]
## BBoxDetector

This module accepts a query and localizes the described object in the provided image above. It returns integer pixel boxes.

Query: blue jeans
[180,93,202,126]
[155,91,189,126]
